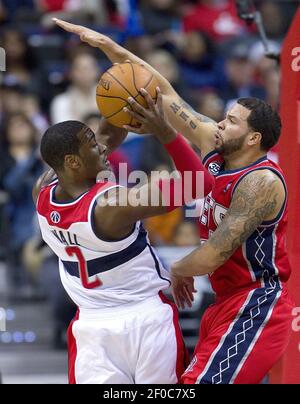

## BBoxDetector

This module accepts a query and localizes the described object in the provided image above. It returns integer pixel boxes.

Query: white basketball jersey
[36,180,170,309]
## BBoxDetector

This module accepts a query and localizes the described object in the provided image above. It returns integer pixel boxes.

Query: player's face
[78,131,110,178]
[215,104,251,157]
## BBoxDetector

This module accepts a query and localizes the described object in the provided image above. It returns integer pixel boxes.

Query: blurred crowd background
[0,0,299,359]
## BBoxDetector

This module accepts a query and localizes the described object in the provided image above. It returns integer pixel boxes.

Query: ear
[248,132,262,147]
[64,154,81,169]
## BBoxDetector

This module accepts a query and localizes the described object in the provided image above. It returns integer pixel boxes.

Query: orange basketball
[96,62,159,128]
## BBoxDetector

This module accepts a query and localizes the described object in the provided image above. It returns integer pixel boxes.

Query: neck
[55,176,96,201]
[223,150,266,171]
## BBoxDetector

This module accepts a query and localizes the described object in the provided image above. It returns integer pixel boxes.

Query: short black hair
[40,120,92,171]
[237,98,281,151]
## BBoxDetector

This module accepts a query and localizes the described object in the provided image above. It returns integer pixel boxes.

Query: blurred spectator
[0,0,6,23]
[0,0,36,24]
[197,90,224,123]
[220,42,265,110]
[0,85,49,138]
[177,31,221,91]
[37,0,111,28]
[22,92,49,135]
[0,29,37,89]
[0,84,25,120]
[145,48,194,106]
[140,0,180,36]
[0,113,44,297]
[172,221,200,247]
[104,0,127,29]
[261,67,280,111]
[183,0,250,42]
[249,40,281,80]
[50,51,100,123]
[259,0,285,40]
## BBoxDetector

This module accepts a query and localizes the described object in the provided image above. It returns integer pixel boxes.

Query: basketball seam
[106,70,136,98]
[96,94,130,100]
[96,94,130,119]
[131,63,154,98]
[143,72,155,93]
[97,93,142,121]
[144,75,157,99]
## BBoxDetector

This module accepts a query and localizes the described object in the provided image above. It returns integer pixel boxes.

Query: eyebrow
[87,131,96,142]
[227,114,239,122]
[82,128,96,143]
[77,127,96,148]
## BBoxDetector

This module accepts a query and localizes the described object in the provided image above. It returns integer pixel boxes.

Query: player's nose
[217,120,225,130]
[99,144,107,154]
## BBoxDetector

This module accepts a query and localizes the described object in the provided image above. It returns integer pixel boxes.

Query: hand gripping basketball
[123,88,177,143]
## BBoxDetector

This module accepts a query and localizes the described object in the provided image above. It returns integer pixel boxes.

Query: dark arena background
[0,0,299,385]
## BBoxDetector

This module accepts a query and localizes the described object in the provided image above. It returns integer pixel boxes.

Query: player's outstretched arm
[53,18,217,156]
[95,118,128,154]
[171,170,286,278]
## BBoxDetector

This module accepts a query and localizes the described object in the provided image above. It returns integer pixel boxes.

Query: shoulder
[234,169,284,196]
[229,169,285,220]
[32,169,57,205]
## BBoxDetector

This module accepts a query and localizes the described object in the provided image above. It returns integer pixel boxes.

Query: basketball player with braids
[33,88,213,384]
[54,19,294,384]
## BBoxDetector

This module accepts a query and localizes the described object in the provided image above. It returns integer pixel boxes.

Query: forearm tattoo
[209,172,279,262]
[169,98,216,131]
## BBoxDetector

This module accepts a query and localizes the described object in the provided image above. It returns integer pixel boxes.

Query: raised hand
[123,87,177,143]
[53,18,111,48]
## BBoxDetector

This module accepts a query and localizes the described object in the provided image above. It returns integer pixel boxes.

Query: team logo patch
[208,161,222,176]
[50,211,61,224]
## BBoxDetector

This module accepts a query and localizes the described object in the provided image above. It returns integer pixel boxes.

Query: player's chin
[214,145,224,155]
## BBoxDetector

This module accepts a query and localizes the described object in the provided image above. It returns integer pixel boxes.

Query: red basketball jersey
[200,152,291,298]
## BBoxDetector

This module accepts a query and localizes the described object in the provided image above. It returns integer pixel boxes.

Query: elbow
[197,260,219,276]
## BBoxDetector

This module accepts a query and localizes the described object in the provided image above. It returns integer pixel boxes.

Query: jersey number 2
[65,246,102,289]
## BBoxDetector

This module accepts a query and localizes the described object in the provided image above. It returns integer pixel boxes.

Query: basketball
[96,62,159,128]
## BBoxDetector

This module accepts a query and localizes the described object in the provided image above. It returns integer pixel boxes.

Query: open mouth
[215,131,221,143]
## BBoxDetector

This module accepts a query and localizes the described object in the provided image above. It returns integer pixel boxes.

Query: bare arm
[53,18,217,156]
[95,118,127,155]
[171,170,286,277]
